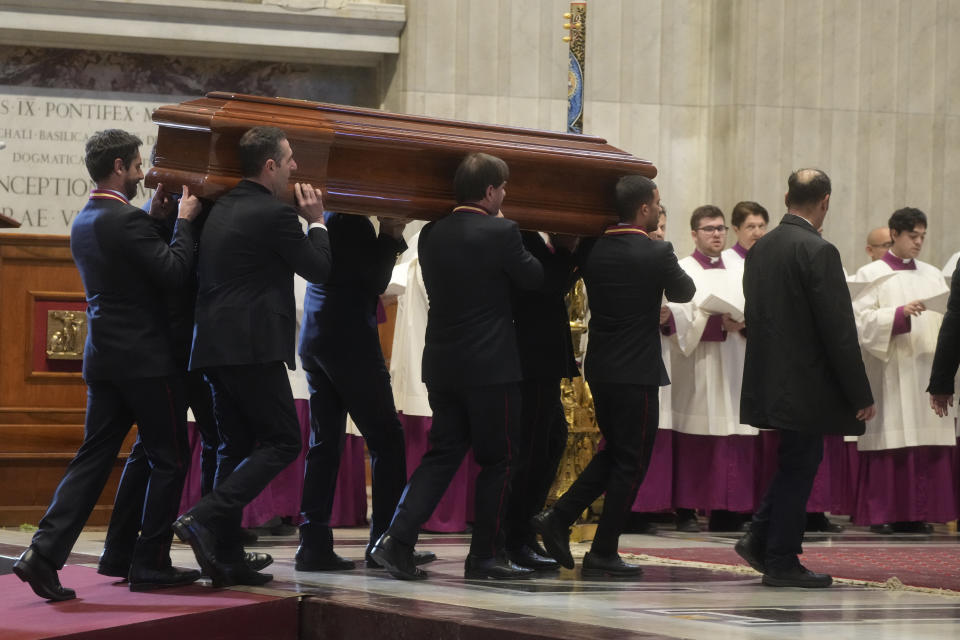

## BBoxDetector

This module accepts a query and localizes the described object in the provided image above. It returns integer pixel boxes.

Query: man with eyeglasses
[865,227,893,263]
[851,207,956,534]
[659,206,757,533]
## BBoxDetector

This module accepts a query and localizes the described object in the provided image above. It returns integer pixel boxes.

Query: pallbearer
[533,176,695,577]
[371,153,543,581]
[14,129,201,600]
[504,228,580,570]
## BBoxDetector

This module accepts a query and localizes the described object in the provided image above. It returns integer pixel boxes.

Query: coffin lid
[146,92,657,235]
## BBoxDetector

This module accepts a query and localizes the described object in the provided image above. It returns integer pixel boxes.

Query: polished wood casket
[0,212,21,228]
[147,92,656,235]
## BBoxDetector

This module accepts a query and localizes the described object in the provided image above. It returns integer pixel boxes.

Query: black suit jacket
[70,196,195,381]
[582,232,695,386]
[190,180,331,371]
[740,214,873,435]
[298,212,406,370]
[928,259,960,394]
[419,210,543,389]
[511,231,580,380]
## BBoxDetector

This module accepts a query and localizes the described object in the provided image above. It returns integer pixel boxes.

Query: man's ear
[113,157,125,175]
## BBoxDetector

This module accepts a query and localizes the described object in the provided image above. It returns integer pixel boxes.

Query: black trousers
[300,342,406,550]
[750,428,824,572]
[101,371,215,565]
[552,382,658,556]
[186,371,219,497]
[187,362,302,561]
[32,377,188,569]
[505,377,569,551]
[387,383,520,558]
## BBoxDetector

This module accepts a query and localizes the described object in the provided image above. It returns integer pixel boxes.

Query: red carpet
[0,565,298,640]
[626,545,960,592]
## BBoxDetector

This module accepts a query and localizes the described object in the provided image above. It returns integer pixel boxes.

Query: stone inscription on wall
[0,87,187,235]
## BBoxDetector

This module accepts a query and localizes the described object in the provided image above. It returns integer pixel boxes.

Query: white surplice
[720,246,745,269]
[666,255,757,436]
[852,258,953,450]
[387,231,433,417]
[659,332,674,430]
[943,250,960,278]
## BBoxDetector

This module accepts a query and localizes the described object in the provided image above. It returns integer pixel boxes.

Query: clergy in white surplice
[851,207,958,532]
[720,201,768,267]
[661,205,756,532]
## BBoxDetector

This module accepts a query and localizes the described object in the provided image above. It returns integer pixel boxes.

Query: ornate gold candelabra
[548,278,603,538]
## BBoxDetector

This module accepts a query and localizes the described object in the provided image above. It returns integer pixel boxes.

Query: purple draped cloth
[851,444,958,525]
[671,432,758,512]
[630,429,674,512]
[398,412,480,532]
[633,430,854,515]
[178,398,369,528]
[756,432,853,514]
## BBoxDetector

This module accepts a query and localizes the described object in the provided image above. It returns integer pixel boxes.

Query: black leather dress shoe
[893,520,934,534]
[464,554,535,579]
[97,552,130,579]
[528,538,551,557]
[675,513,702,533]
[530,509,574,569]
[210,561,273,588]
[172,514,219,577]
[13,547,76,602]
[581,551,642,578]
[762,564,832,588]
[870,523,894,534]
[245,552,273,572]
[365,546,436,569]
[128,565,201,592]
[806,512,844,533]
[734,531,766,573]
[369,534,427,580]
[295,549,356,571]
[507,545,560,571]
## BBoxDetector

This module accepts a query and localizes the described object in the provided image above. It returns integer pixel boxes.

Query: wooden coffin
[146,92,656,236]
[0,212,20,228]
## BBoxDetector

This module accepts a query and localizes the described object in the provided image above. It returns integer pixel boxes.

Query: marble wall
[0,45,379,111]
[385,0,960,271]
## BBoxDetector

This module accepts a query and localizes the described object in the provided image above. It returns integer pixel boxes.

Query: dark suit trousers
[750,429,824,572]
[388,383,520,558]
[300,344,406,549]
[505,378,569,550]
[101,371,215,565]
[552,383,658,556]
[188,362,302,561]
[32,377,188,569]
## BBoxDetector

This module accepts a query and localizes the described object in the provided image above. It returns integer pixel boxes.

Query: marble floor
[2,522,959,639]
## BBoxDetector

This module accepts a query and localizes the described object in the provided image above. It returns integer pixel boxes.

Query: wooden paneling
[0,234,107,525]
